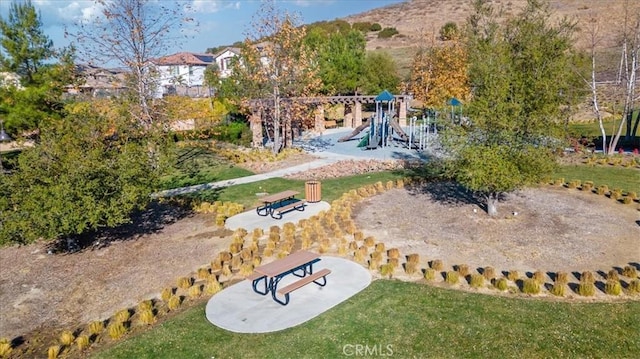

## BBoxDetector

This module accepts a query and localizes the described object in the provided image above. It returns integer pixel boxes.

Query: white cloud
[292,0,334,7]
[191,0,223,14]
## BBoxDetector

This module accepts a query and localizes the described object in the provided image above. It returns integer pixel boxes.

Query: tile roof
[153,52,215,66]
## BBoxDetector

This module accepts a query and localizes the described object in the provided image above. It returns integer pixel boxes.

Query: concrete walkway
[205,256,371,333]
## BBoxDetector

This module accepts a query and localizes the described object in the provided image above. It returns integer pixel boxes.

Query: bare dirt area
[0,205,233,341]
[354,183,640,275]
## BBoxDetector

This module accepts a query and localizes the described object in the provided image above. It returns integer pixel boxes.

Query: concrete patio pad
[205,256,371,333]
[225,200,331,232]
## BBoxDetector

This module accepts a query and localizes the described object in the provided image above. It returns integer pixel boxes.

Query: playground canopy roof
[375,90,394,102]
[447,97,462,106]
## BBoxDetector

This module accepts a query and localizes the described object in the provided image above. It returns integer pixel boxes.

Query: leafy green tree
[306,29,366,95]
[0,103,161,244]
[444,0,582,216]
[0,0,75,134]
[361,51,400,94]
[0,0,53,85]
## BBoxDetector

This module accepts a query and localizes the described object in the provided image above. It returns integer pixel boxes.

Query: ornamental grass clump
[577,280,596,296]
[107,321,128,340]
[596,185,608,196]
[48,345,61,359]
[88,320,105,336]
[493,278,508,291]
[483,266,496,281]
[387,248,400,259]
[532,270,546,284]
[404,261,419,275]
[628,279,640,294]
[0,338,11,357]
[445,271,459,284]
[138,309,155,325]
[607,269,620,281]
[456,264,470,277]
[364,236,375,247]
[424,268,437,281]
[469,273,484,288]
[555,272,569,285]
[75,335,90,351]
[204,277,222,295]
[622,265,638,278]
[59,330,75,346]
[161,288,173,303]
[167,295,182,310]
[374,242,385,253]
[114,309,130,323]
[581,271,595,284]
[522,278,541,294]
[550,283,565,296]
[188,284,202,299]
[197,267,210,280]
[431,259,444,271]
[507,270,519,282]
[177,277,193,290]
[379,263,394,278]
[605,279,622,296]
[581,181,593,192]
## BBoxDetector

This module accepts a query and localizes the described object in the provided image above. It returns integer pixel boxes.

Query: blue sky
[1,0,404,56]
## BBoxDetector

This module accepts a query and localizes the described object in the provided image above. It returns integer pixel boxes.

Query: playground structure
[337,90,438,151]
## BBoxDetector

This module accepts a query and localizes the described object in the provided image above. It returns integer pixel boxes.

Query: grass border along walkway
[92,280,640,358]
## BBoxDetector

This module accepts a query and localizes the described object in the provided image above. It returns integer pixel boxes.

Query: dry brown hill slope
[345,0,638,51]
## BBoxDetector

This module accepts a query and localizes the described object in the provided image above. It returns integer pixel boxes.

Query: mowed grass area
[92,280,640,359]
[183,171,407,208]
[553,165,640,193]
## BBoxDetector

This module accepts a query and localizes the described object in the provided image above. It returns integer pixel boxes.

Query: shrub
[221,264,232,277]
[605,279,622,295]
[48,345,61,359]
[596,185,608,195]
[522,279,541,294]
[507,270,519,282]
[405,261,419,275]
[469,274,485,288]
[550,283,565,296]
[378,27,399,38]
[387,248,400,259]
[59,330,75,346]
[627,191,638,200]
[407,253,420,264]
[581,182,593,191]
[75,335,90,351]
[88,320,105,336]
[370,23,382,31]
[0,338,12,357]
[628,279,640,294]
[374,242,385,253]
[622,265,638,278]
[424,268,437,281]
[493,277,508,291]
[623,196,634,204]
[577,281,596,296]
[138,309,156,325]
[482,266,496,280]
[445,271,459,284]
[431,259,444,271]
[108,321,128,340]
[439,21,459,40]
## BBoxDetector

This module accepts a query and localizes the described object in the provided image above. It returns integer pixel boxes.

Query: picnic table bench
[247,250,331,305]
[256,190,306,219]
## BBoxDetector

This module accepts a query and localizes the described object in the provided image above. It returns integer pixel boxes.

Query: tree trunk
[486,192,498,217]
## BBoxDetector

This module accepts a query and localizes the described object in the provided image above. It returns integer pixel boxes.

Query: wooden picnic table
[256,190,306,219]
[247,250,329,305]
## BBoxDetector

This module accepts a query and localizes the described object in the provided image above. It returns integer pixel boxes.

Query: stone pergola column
[314,104,325,132]
[398,98,408,126]
[353,101,362,128]
[249,111,263,148]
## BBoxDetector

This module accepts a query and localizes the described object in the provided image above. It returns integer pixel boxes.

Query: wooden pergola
[247,94,411,148]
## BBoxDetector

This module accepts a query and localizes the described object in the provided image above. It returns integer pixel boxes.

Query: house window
[170,66,179,75]
[222,57,232,71]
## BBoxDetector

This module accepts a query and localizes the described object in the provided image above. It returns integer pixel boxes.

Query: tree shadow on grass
[48,200,195,254]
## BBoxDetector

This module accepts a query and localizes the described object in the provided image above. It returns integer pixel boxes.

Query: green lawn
[181,171,407,208]
[92,280,640,359]
[553,164,640,193]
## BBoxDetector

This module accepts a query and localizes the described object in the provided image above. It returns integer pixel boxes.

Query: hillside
[344,0,639,78]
